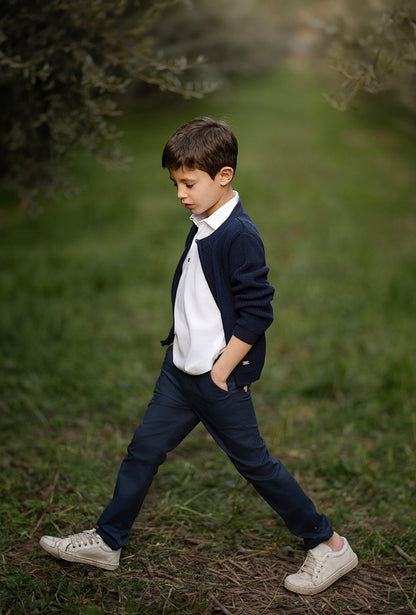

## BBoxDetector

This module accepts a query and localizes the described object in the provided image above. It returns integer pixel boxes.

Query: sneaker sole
[59,551,119,571]
[284,552,358,595]
[40,538,119,571]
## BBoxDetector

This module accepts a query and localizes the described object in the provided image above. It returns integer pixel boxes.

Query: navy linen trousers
[96,346,333,550]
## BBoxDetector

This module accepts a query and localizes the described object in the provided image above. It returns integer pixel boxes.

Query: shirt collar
[191,191,239,230]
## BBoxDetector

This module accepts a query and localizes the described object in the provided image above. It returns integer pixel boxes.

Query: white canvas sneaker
[284,537,358,595]
[39,528,120,571]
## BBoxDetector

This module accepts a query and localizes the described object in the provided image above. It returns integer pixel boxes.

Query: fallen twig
[299,595,321,615]
[319,596,340,612]
[31,470,61,536]
[394,574,416,615]
[206,567,241,584]
[136,556,155,577]
[226,558,250,574]
[208,592,233,615]
[260,575,284,613]
[395,545,416,565]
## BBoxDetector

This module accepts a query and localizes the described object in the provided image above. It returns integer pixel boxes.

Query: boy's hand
[210,368,228,391]
[210,335,252,392]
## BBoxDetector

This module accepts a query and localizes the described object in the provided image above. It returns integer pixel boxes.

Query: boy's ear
[218,166,234,185]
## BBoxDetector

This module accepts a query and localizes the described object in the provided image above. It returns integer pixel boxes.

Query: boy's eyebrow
[169,175,195,183]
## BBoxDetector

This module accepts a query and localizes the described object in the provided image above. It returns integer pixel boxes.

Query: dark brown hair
[161,117,238,178]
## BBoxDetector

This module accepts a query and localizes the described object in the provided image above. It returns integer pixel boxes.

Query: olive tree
[322,0,416,113]
[1,0,285,213]
[0,0,211,212]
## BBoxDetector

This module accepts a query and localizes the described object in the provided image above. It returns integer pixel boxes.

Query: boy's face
[169,165,233,218]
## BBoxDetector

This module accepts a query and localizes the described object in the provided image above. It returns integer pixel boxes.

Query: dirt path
[6,538,416,613]
[135,546,416,614]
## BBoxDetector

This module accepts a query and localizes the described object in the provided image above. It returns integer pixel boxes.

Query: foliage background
[320,0,416,112]
[0,0,282,212]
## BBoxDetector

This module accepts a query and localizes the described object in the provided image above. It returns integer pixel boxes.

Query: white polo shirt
[173,191,240,375]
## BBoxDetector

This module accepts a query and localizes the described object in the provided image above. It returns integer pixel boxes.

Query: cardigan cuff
[232,325,261,346]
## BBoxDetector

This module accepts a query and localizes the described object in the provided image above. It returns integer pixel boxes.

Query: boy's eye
[186,184,194,189]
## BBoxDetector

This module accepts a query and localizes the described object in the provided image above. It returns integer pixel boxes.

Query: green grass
[1,68,415,613]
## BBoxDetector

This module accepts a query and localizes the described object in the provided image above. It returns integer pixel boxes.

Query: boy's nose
[177,186,186,200]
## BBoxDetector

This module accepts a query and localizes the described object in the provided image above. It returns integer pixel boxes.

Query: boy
[40,117,358,595]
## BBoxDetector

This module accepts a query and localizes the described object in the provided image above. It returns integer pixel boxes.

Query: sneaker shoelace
[300,551,327,579]
[69,529,102,550]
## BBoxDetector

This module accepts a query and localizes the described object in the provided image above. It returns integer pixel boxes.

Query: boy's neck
[217,184,235,209]
[204,185,235,219]
[220,184,235,203]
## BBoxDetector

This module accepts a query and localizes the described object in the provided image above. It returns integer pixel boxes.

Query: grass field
[1,68,415,613]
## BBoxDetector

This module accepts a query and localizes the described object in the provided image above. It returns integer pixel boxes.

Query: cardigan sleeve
[228,230,275,345]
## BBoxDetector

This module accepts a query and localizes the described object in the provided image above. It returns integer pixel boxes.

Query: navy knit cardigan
[161,201,275,385]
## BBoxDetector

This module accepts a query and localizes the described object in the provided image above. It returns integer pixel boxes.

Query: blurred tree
[148,0,285,85]
[322,0,416,113]
[0,0,215,213]
[0,0,285,213]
